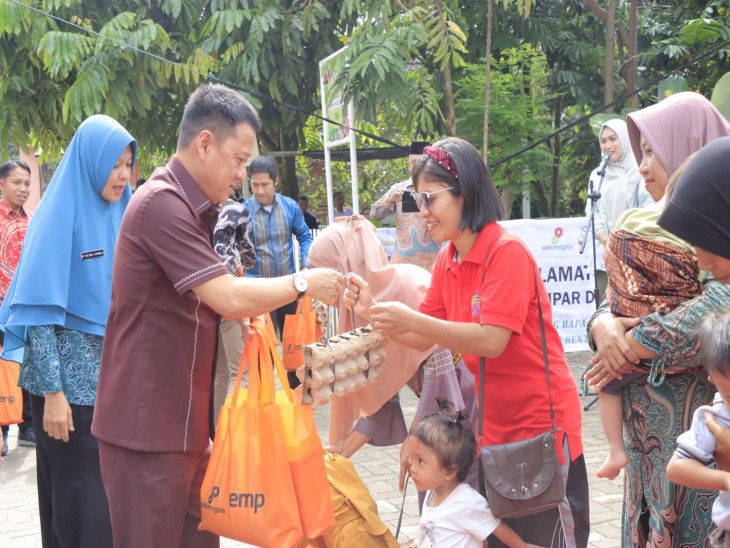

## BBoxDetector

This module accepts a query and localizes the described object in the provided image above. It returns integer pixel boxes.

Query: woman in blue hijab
[0,115,135,548]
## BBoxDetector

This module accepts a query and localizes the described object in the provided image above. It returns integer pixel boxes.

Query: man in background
[298,194,319,231]
[245,156,313,387]
[333,190,353,216]
[0,160,35,456]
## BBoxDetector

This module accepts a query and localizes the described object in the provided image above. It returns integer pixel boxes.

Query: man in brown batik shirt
[92,84,343,548]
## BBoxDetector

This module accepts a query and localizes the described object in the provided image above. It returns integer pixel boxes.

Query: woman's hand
[343,273,375,321]
[705,413,730,471]
[370,302,416,336]
[43,391,74,442]
[591,314,642,374]
[584,359,622,391]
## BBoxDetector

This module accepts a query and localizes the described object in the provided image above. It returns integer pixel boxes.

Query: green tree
[0,0,359,196]
[0,0,213,170]
[332,0,467,139]
[455,45,574,217]
[201,0,359,196]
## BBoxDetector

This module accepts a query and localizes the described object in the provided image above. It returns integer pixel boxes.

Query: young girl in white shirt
[408,401,535,548]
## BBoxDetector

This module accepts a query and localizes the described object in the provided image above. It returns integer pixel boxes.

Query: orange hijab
[308,216,435,444]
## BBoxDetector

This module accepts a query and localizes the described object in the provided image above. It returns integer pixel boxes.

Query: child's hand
[399,435,416,492]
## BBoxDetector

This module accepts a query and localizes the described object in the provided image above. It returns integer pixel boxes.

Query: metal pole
[319,58,335,225]
[347,101,359,215]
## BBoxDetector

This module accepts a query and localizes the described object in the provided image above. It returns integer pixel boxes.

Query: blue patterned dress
[591,279,730,547]
[19,325,103,405]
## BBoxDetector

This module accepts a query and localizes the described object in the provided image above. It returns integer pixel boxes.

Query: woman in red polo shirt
[345,137,587,547]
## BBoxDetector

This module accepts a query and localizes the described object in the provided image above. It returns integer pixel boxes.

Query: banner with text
[501,217,594,352]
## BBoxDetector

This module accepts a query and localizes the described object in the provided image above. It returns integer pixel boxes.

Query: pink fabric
[627,91,730,177]
[308,216,434,444]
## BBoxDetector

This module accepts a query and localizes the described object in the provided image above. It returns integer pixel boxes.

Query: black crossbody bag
[477,271,565,519]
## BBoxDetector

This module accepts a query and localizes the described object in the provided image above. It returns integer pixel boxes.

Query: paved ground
[0,351,623,547]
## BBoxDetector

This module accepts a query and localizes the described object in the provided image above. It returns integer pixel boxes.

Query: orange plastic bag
[199,324,302,547]
[0,358,22,426]
[282,297,321,371]
[259,325,335,539]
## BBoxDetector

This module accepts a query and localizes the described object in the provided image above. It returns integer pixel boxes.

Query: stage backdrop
[376,217,594,352]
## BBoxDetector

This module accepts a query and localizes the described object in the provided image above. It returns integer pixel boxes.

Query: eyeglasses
[413,187,454,211]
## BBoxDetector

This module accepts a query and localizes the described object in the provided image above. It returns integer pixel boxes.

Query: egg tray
[311,299,329,336]
[300,326,387,405]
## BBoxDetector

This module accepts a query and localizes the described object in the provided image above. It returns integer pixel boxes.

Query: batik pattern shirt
[19,325,103,406]
[0,201,29,300]
[213,199,255,274]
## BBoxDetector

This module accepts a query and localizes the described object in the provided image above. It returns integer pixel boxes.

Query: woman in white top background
[585,118,654,301]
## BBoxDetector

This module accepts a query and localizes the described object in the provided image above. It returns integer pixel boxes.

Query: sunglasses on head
[412,186,454,211]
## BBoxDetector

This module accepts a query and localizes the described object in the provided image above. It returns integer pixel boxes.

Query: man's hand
[300,268,344,306]
[43,392,74,442]
[387,188,404,208]
[240,317,254,342]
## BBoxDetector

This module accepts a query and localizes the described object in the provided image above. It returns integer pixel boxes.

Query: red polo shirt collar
[445,221,500,272]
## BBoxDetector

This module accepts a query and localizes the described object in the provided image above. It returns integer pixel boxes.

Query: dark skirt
[30,394,113,548]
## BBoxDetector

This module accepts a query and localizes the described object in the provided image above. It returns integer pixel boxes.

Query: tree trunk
[482,0,494,160]
[433,0,456,136]
[604,0,618,109]
[500,186,515,220]
[550,97,562,217]
[276,126,299,198]
[625,0,639,108]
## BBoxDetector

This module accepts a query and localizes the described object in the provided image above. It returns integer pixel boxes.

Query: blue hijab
[0,115,136,363]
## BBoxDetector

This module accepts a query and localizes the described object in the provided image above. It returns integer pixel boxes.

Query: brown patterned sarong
[605,229,701,318]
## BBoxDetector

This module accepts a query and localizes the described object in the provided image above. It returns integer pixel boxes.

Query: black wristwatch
[293,273,308,299]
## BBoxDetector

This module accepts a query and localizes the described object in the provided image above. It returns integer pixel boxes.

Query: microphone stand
[579,159,608,411]
[579,162,608,308]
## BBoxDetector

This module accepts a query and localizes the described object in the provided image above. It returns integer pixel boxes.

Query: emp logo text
[229,492,265,513]
[204,485,266,514]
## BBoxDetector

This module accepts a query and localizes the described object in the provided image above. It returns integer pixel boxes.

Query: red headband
[423,145,458,179]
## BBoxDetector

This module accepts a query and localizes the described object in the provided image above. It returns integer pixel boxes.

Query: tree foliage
[0,0,727,216]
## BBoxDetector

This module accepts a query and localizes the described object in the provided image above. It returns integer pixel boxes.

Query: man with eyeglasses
[370,141,442,271]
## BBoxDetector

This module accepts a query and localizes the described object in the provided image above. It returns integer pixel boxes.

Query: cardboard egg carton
[311,299,329,336]
[300,326,387,405]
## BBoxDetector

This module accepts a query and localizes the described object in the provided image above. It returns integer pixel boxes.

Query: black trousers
[270,299,301,389]
[30,395,113,548]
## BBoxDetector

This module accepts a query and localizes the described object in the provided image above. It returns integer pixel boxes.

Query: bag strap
[477,268,557,442]
[395,472,410,540]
